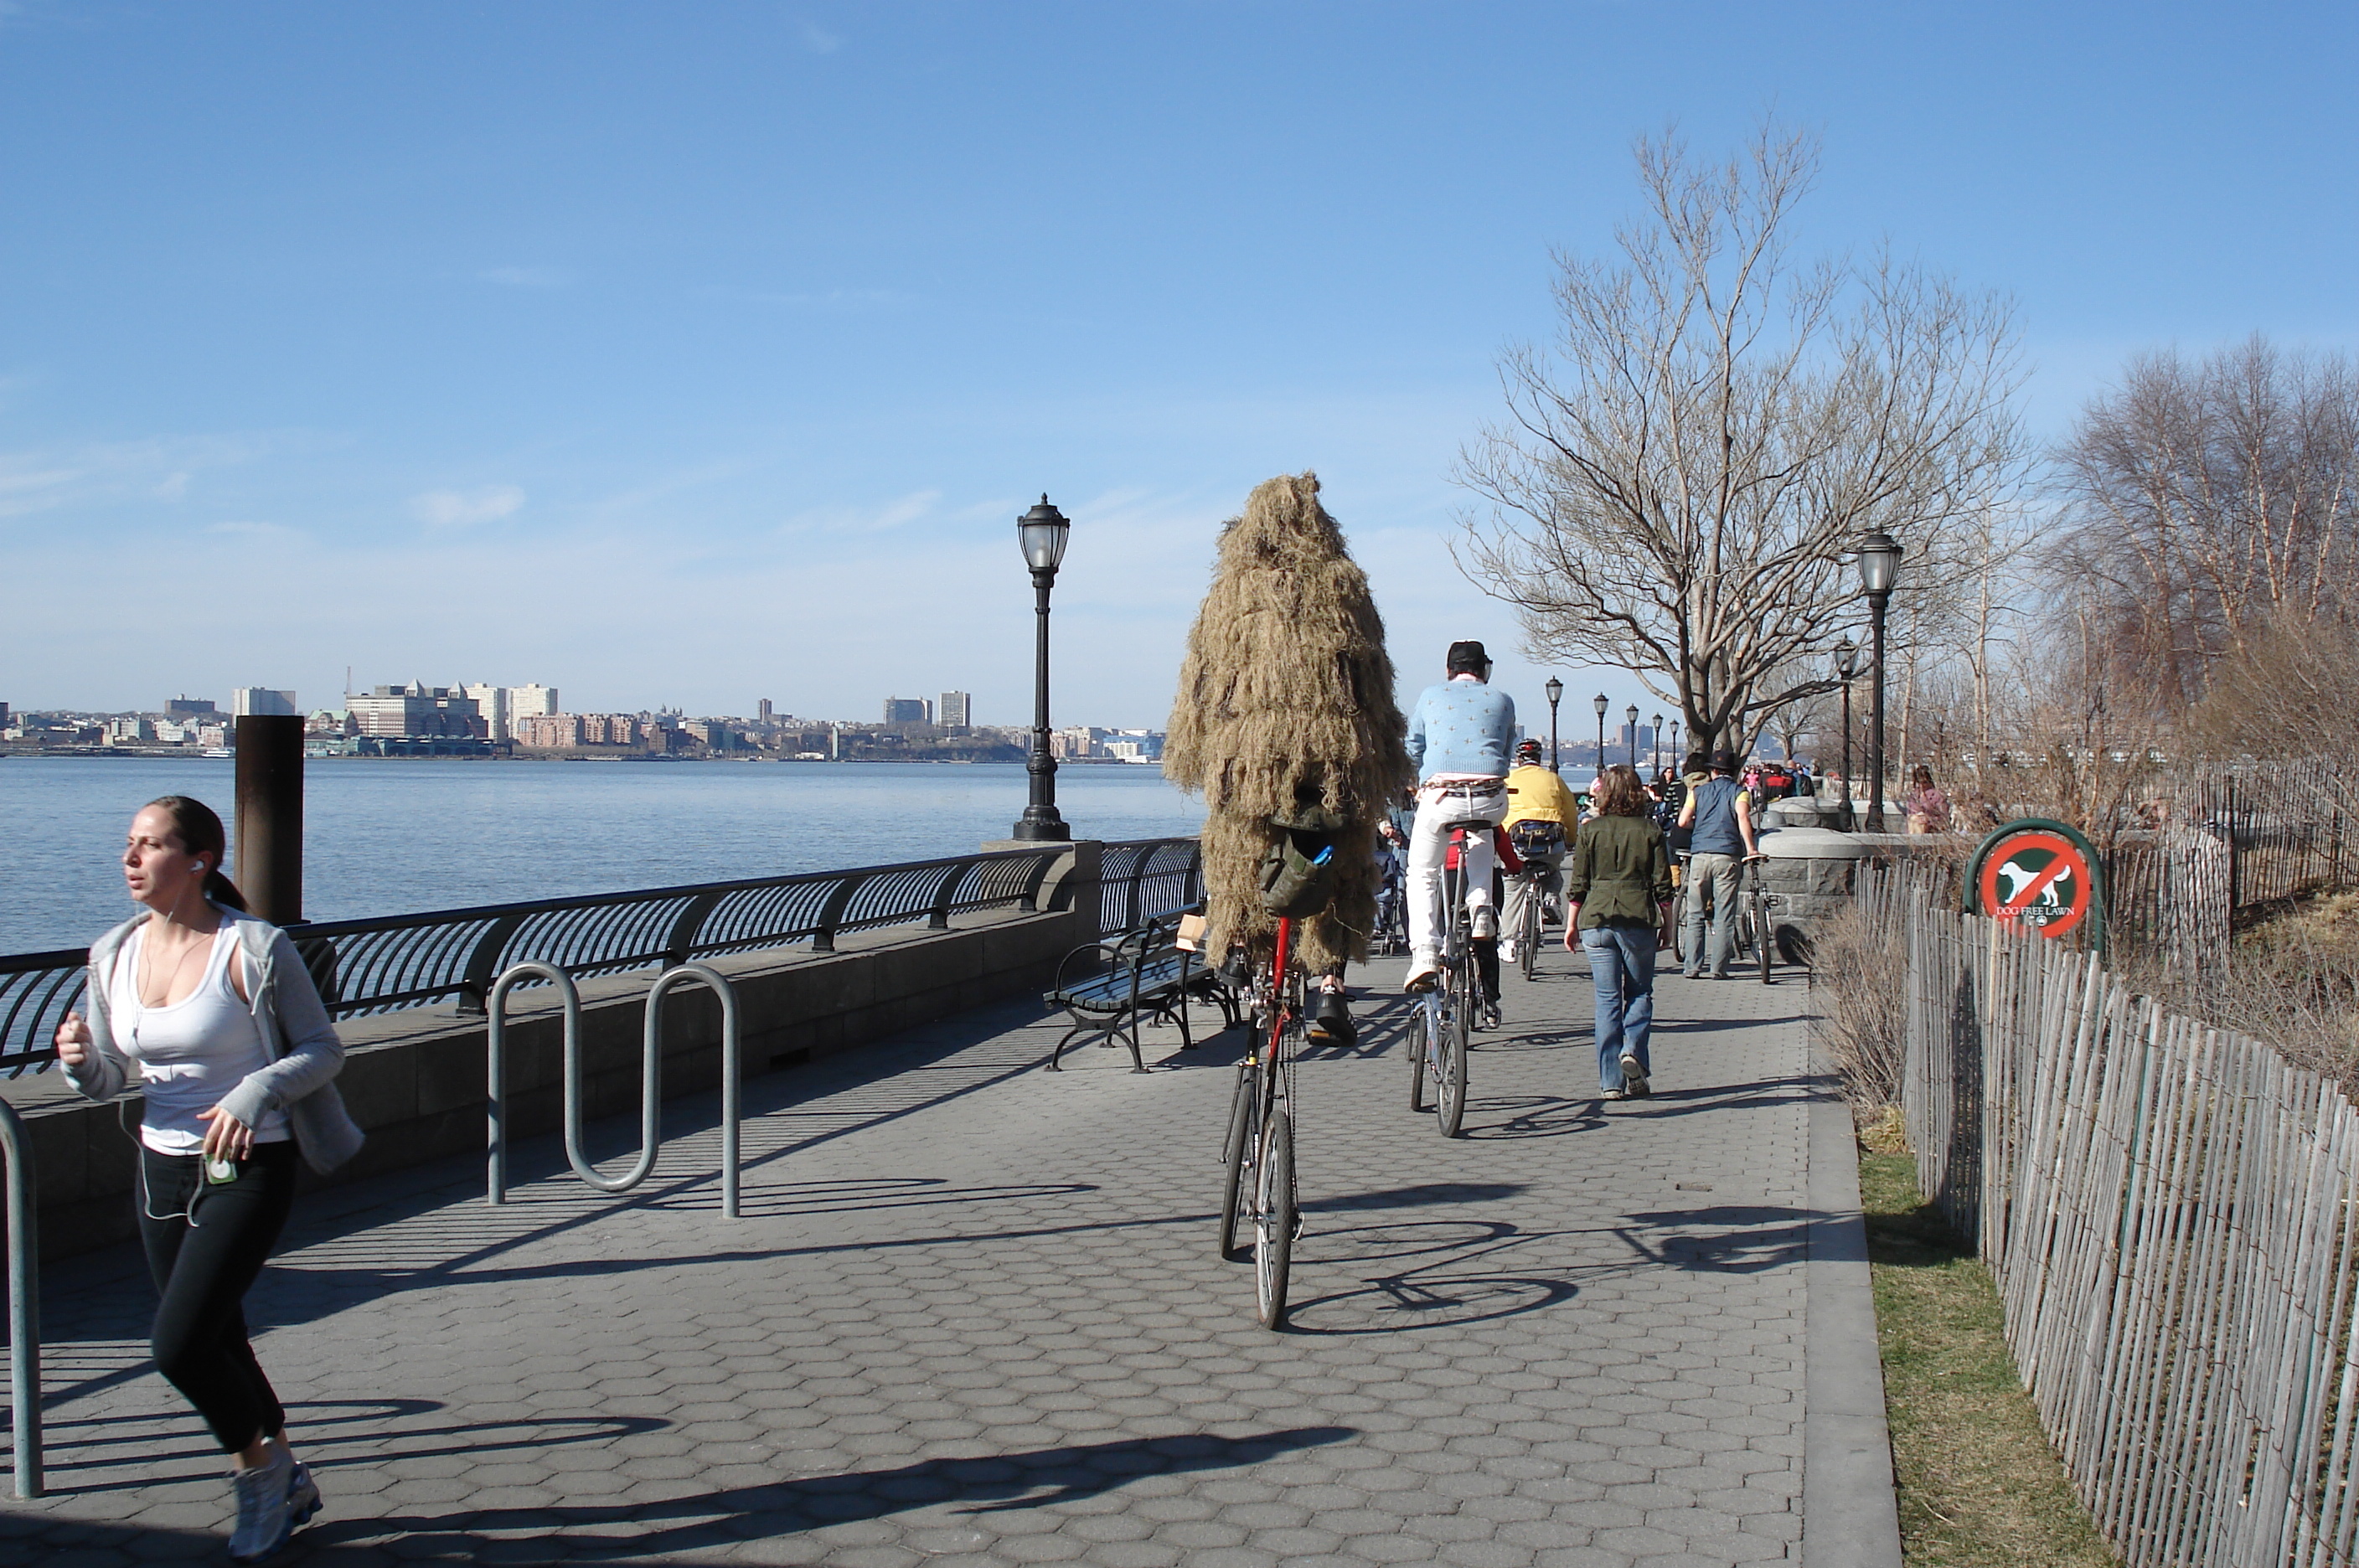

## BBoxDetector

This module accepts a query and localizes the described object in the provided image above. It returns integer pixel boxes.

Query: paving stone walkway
[2,937,1889,1567]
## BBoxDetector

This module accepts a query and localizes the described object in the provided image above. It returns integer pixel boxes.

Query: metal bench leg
[1048,1019,1090,1070]
[1123,1009,1149,1073]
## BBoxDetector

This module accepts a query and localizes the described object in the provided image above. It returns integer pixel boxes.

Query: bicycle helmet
[1515,739,1545,765]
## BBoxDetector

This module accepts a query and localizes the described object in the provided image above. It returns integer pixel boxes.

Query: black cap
[1446,640,1490,673]
[1711,747,1739,772]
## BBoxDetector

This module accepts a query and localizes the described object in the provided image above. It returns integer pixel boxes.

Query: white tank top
[109,922,292,1155]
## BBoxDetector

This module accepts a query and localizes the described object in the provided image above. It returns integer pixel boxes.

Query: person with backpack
[1675,748,1761,979]
[1500,738,1579,967]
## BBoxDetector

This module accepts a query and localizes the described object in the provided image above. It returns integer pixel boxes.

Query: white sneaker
[1471,906,1498,939]
[1404,954,1441,993]
[1619,1053,1650,1097]
[1500,939,1519,966]
[228,1445,317,1562]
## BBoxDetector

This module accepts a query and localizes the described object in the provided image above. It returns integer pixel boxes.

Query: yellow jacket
[1503,764,1581,828]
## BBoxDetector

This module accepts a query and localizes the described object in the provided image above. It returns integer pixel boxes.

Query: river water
[3,756,1205,954]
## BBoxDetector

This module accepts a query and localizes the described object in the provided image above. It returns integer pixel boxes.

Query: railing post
[0,1100,41,1498]
[927,862,971,931]
[662,892,727,966]
[1124,848,1149,933]
[486,962,582,1204]
[810,872,872,953]
[457,914,529,1017]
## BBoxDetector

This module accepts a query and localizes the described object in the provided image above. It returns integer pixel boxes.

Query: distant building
[231,689,299,717]
[515,714,586,749]
[1103,729,1164,763]
[107,717,157,745]
[883,697,930,727]
[508,684,559,720]
[348,683,484,739]
[1050,725,1106,760]
[464,684,510,740]
[757,698,774,722]
[164,696,217,719]
[939,691,972,732]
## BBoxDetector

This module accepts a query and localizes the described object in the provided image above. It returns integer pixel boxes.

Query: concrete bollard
[235,714,305,924]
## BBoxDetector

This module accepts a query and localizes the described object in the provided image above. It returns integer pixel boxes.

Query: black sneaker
[1305,991,1356,1048]
[1216,950,1252,991]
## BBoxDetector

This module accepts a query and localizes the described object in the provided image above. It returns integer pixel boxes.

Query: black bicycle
[1407,820,1484,1138]
[1217,914,1304,1328]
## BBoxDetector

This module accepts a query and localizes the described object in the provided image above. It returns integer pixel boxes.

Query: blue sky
[3,2,2353,733]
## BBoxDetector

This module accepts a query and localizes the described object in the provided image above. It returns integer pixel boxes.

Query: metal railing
[3,838,1206,1079]
[486,962,744,1216]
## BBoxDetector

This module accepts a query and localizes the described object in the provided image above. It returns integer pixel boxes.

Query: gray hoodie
[67,902,366,1175]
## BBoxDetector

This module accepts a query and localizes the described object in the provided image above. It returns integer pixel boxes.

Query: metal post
[643,965,743,1218]
[1840,679,1856,831]
[486,962,583,1204]
[1595,712,1606,775]
[1866,591,1891,833]
[234,714,305,924]
[0,1101,40,1498]
[1547,694,1561,771]
[1014,570,1069,841]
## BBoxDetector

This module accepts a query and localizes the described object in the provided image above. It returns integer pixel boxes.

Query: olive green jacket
[1565,813,1673,929]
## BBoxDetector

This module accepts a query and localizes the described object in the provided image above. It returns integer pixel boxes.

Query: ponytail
[145,796,249,911]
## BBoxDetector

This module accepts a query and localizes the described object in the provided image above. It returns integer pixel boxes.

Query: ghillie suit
[1163,472,1411,974]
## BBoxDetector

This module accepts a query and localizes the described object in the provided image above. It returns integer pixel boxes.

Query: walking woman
[1562,765,1674,1101]
[54,797,364,1560]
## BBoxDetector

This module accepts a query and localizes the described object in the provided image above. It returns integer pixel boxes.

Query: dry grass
[2119,888,2359,1096]
[1810,899,1907,1114]
[1860,1149,2118,1566]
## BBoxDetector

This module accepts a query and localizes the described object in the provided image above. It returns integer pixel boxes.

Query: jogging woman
[54,797,364,1560]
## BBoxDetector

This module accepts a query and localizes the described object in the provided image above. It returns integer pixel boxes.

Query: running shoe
[1478,1002,1502,1032]
[228,1447,319,1562]
[1404,955,1440,993]
[1619,1054,1650,1098]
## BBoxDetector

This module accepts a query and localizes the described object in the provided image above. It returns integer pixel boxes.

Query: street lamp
[1624,704,1639,768]
[1835,637,1861,830]
[1650,714,1664,776]
[1592,693,1608,776]
[1854,531,1902,832]
[1544,678,1564,772]
[1012,495,1072,841]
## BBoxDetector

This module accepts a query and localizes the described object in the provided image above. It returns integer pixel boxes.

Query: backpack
[1257,801,1350,919]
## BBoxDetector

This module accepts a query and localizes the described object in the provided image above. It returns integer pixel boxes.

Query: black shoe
[1216,950,1252,991]
[1306,991,1357,1047]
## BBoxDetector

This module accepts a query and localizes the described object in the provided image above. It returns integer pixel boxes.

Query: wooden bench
[1043,909,1240,1072]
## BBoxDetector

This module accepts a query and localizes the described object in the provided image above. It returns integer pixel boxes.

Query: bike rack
[486,962,743,1217]
[0,1100,41,1498]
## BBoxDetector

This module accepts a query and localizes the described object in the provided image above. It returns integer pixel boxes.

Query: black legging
[138,1142,299,1452]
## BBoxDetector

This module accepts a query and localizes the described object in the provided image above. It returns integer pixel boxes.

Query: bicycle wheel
[1437,968,1471,1138]
[1407,999,1432,1112]
[1518,885,1541,980]
[1217,1065,1254,1258]
[1255,1108,1296,1329]
[1756,886,1774,984]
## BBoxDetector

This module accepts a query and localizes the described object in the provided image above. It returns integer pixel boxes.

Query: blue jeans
[1581,925,1656,1091]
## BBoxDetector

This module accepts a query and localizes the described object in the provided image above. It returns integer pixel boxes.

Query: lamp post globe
[1852,533,1902,832]
[1544,677,1564,771]
[1013,495,1072,842]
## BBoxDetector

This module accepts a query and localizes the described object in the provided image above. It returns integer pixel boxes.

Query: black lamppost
[1012,496,1072,841]
[1835,637,1861,831]
[1855,532,1902,833]
[1591,693,1608,775]
[1624,704,1639,768]
[1650,713,1664,776]
[1544,678,1564,771]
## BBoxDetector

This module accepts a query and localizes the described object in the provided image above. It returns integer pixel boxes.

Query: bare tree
[2055,336,2359,714]
[1456,123,2032,754]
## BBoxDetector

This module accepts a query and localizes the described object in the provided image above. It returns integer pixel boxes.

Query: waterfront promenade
[1,946,1892,1567]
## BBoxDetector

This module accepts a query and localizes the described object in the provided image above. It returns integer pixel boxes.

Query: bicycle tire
[1756,885,1774,985]
[1255,1109,1296,1329]
[1217,1065,1253,1259]
[1407,1000,1432,1112]
[1518,885,1541,980]
[1438,973,1471,1138]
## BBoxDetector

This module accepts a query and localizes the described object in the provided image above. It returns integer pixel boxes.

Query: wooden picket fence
[2109,756,2355,960]
[1863,867,2359,1567]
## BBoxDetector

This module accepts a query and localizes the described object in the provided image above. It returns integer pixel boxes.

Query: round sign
[1966,819,2103,941]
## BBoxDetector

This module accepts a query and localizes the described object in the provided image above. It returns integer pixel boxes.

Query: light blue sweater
[1405,679,1518,781]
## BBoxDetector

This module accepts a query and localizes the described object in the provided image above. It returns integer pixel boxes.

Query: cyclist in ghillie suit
[1163,472,1412,1047]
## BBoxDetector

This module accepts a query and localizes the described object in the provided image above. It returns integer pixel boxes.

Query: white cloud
[779,488,942,536]
[0,433,283,518]
[410,485,525,528]
[479,266,570,289]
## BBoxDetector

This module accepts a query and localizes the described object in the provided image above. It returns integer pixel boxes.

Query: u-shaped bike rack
[486,961,744,1217]
[0,1100,40,1498]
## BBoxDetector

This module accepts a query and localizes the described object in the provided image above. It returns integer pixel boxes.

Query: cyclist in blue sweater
[1402,641,1518,1001]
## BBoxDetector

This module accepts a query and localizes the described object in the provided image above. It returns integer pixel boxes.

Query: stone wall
[10,843,1102,1261]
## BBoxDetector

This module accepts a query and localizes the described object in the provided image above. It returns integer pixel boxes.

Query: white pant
[1408,783,1506,960]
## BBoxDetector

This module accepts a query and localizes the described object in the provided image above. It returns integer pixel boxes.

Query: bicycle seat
[1443,818,1494,835]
